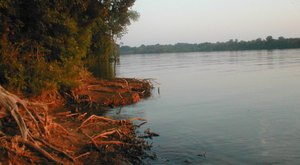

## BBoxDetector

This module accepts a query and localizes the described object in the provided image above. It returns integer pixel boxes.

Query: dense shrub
[0,0,138,95]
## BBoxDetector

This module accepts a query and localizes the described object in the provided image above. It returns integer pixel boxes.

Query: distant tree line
[119,36,300,54]
[0,0,138,95]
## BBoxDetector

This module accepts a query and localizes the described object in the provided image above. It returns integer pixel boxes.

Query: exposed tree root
[0,78,154,164]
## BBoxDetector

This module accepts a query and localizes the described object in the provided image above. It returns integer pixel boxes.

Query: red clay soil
[0,77,153,164]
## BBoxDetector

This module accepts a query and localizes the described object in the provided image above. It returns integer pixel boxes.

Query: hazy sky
[119,0,300,46]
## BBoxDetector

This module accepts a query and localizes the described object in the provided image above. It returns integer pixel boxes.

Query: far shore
[120,37,300,55]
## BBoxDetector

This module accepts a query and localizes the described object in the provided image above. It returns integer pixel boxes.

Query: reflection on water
[109,49,300,164]
[87,60,117,79]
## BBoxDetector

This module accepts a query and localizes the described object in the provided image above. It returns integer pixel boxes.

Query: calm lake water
[107,49,300,164]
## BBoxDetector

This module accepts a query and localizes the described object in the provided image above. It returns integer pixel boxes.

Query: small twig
[19,104,43,136]
[77,112,87,120]
[81,131,100,151]
[78,115,116,129]
[44,110,48,127]
[74,152,90,160]
[122,79,129,88]
[18,138,65,164]
[92,130,116,139]
[34,137,75,162]
[115,129,123,138]
[116,106,122,114]
[55,111,72,116]
[135,121,147,128]
[128,117,147,121]
[0,130,6,137]
[118,92,123,99]
[94,140,125,146]
[66,113,79,117]
[48,123,71,136]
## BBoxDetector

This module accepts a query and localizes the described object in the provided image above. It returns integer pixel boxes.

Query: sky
[119,0,300,47]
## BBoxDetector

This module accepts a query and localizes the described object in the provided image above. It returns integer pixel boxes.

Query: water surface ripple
[108,49,300,164]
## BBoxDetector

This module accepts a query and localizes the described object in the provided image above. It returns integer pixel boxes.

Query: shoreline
[0,76,153,164]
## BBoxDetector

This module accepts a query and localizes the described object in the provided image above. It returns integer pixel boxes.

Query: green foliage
[119,36,300,54]
[0,0,138,95]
